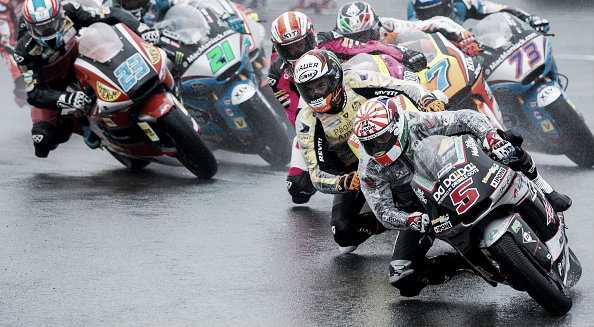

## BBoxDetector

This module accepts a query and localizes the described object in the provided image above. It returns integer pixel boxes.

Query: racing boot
[532,174,572,212]
[420,252,470,285]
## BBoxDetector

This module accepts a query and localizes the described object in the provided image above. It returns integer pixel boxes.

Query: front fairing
[474,13,554,94]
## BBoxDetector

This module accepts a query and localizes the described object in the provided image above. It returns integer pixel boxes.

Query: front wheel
[545,97,594,168]
[490,234,572,316]
[241,95,292,167]
[158,105,218,179]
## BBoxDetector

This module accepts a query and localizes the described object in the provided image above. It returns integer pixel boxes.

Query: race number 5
[450,178,479,214]
[508,41,542,79]
[206,40,235,74]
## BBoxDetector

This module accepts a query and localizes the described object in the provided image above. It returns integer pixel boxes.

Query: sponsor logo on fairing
[490,167,506,188]
[465,138,480,157]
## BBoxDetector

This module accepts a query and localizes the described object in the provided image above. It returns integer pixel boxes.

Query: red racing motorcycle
[73,22,217,179]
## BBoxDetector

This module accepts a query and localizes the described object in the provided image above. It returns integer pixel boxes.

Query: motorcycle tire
[490,234,572,316]
[108,150,151,170]
[241,96,292,167]
[545,97,594,168]
[157,105,218,179]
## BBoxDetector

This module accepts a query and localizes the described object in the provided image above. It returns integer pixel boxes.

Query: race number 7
[425,59,451,92]
[206,40,235,74]
[508,41,542,79]
[450,178,479,214]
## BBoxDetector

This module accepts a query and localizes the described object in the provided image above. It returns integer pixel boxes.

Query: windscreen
[472,13,514,49]
[155,4,210,44]
[78,23,122,63]
[394,29,437,63]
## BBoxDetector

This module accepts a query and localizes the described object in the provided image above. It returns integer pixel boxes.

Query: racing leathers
[407,0,550,33]
[13,3,146,157]
[358,109,569,295]
[378,15,481,56]
[269,32,421,204]
[296,69,432,252]
[0,0,24,106]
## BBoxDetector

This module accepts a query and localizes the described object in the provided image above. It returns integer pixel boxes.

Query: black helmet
[411,0,453,20]
[113,0,151,19]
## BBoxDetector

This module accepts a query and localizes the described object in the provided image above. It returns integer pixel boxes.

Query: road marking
[555,54,594,61]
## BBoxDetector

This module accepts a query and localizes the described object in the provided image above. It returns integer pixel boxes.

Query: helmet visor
[361,129,398,157]
[297,75,341,113]
[31,14,63,39]
[342,26,379,43]
[275,36,315,63]
[118,0,149,10]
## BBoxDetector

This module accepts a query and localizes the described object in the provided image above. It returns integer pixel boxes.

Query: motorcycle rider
[292,49,446,253]
[0,0,25,106]
[14,0,160,158]
[335,1,481,57]
[269,10,427,204]
[352,95,571,296]
[109,0,172,24]
[408,0,550,33]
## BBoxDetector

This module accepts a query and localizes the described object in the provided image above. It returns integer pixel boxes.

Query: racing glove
[407,212,430,233]
[138,23,160,45]
[397,45,427,73]
[57,91,92,111]
[483,130,516,163]
[456,31,480,57]
[226,15,247,33]
[528,15,550,33]
[336,171,360,194]
[418,94,446,112]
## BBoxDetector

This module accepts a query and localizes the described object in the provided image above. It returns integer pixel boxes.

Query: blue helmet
[22,0,65,49]
[411,0,453,20]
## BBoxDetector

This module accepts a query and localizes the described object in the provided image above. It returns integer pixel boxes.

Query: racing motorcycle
[410,132,582,316]
[154,2,292,166]
[393,29,503,129]
[471,12,594,168]
[72,22,218,178]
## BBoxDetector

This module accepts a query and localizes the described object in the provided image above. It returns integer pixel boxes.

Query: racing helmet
[335,1,380,43]
[113,0,151,19]
[293,49,345,114]
[353,95,410,166]
[411,0,453,20]
[270,11,318,63]
[22,0,65,49]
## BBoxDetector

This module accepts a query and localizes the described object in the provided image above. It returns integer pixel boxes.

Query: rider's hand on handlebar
[336,171,360,194]
[138,23,160,45]
[407,212,430,233]
[57,91,92,111]
[528,15,550,33]
[418,94,446,112]
[398,46,427,73]
[483,130,516,163]
[456,30,480,57]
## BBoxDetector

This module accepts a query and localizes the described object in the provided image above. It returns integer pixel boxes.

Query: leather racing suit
[407,0,538,26]
[13,3,144,157]
[269,31,416,204]
[296,69,432,251]
[0,0,24,106]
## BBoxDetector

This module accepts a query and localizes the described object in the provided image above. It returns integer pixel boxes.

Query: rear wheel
[158,106,218,179]
[490,234,572,316]
[545,97,594,168]
[108,150,151,170]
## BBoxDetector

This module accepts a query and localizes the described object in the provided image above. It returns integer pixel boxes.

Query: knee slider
[31,122,56,158]
[286,171,316,204]
[331,219,371,248]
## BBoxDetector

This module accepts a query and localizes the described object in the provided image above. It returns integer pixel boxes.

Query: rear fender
[484,213,552,270]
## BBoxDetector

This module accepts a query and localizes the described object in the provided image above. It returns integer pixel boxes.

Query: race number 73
[450,178,479,214]
[206,40,235,74]
[508,41,542,79]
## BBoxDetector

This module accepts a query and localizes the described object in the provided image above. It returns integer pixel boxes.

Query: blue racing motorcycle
[472,13,594,168]
[154,1,292,166]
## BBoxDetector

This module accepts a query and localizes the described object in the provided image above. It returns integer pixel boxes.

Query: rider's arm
[317,31,404,61]
[64,2,141,32]
[466,0,530,21]
[295,109,344,194]
[268,54,300,127]
[346,70,431,107]
[419,109,495,139]
[359,154,410,230]
[14,48,63,110]
[411,16,469,41]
